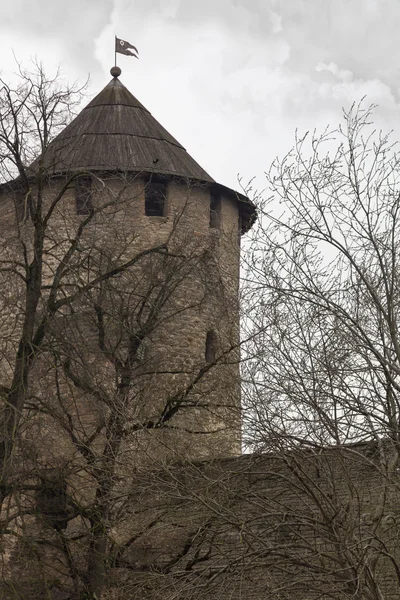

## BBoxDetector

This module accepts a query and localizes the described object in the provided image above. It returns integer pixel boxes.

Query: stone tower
[0,68,256,467]
[0,68,255,599]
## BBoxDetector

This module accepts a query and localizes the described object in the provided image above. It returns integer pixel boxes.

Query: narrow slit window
[15,190,29,222]
[238,213,243,244]
[145,181,166,216]
[75,176,94,216]
[210,193,221,229]
[205,330,218,363]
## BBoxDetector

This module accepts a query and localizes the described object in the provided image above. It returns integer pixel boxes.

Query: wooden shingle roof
[39,77,213,181]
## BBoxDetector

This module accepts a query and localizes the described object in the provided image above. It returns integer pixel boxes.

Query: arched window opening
[205,330,218,363]
[210,193,221,229]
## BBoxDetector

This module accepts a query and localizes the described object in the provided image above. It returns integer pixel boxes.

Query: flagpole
[115,36,117,67]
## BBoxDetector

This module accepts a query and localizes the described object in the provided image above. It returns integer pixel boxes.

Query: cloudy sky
[1,0,400,192]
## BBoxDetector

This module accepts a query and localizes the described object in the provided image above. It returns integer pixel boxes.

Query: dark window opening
[210,193,221,229]
[205,330,218,363]
[75,176,94,216]
[36,477,69,531]
[15,190,29,222]
[145,181,167,216]
[238,213,243,244]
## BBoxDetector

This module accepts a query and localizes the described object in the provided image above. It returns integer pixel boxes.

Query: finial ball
[110,66,122,78]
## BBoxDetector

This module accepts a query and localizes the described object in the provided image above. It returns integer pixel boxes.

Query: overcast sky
[1,0,400,193]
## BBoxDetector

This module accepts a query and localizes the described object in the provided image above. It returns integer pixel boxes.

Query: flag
[116,37,139,58]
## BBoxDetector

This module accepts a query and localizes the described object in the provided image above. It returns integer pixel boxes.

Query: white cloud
[2,0,400,192]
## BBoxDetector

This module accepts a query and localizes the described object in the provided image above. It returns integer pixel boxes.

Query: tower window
[238,213,243,244]
[75,176,94,216]
[15,190,30,222]
[145,181,167,216]
[36,476,69,531]
[205,330,218,363]
[210,193,221,229]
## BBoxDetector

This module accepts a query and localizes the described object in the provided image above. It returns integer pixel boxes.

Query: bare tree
[237,102,400,598]
[48,102,400,600]
[7,61,395,600]
[0,61,89,502]
[0,63,242,599]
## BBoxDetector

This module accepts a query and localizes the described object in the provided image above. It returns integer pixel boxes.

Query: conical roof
[6,73,256,231]
[39,76,214,181]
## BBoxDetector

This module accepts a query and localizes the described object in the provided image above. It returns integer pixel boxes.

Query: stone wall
[3,443,400,600]
[4,443,400,599]
[0,173,243,463]
[0,172,245,598]
[106,446,400,600]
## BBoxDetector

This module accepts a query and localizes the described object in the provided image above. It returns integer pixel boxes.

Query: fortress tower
[0,66,256,598]
[3,67,400,600]
[0,68,255,478]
